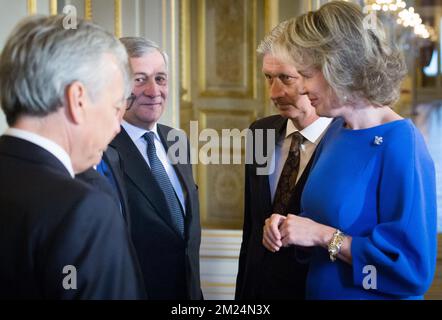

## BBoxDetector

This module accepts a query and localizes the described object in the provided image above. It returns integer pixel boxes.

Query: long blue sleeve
[301,118,438,299]
[351,122,437,297]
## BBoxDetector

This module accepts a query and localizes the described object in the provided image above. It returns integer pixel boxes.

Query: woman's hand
[279,214,334,247]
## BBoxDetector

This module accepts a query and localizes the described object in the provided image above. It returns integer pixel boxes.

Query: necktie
[272,131,304,215]
[96,159,118,192]
[143,131,185,237]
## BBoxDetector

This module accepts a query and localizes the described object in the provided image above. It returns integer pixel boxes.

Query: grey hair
[0,15,132,126]
[257,20,289,56]
[119,36,169,70]
[273,1,407,107]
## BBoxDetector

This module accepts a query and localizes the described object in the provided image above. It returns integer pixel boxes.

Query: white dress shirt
[4,128,75,178]
[121,120,186,214]
[268,117,333,202]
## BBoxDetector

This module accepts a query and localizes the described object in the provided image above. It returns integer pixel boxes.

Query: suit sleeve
[235,122,257,300]
[351,126,437,297]
[44,191,147,299]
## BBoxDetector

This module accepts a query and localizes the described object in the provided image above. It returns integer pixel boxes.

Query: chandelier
[364,0,431,39]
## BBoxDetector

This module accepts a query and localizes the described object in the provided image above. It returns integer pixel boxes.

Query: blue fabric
[96,159,116,189]
[143,132,185,237]
[301,118,437,300]
[96,159,122,213]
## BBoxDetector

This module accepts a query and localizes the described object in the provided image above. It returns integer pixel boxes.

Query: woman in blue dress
[262,1,438,299]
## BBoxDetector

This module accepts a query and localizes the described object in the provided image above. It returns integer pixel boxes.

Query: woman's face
[297,67,340,118]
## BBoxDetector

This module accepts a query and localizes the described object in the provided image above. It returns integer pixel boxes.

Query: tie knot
[289,131,304,152]
[143,131,156,146]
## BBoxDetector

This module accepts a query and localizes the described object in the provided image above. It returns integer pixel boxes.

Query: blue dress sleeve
[351,123,438,297]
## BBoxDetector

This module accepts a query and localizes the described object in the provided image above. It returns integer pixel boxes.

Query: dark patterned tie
[272,131,304,215]
[143,132,185,237]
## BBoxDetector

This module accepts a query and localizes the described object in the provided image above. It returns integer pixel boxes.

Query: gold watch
[328,229,345,262]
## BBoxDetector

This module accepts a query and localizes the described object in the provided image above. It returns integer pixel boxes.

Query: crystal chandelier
[365,0,431,39]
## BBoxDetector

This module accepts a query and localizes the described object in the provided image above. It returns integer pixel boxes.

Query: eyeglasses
[126,93,136,110]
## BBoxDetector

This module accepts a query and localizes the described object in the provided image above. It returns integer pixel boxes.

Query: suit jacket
[76,146,131,229]
[235,115,318,300]
[110,124,202,300]
[0,135,146,299]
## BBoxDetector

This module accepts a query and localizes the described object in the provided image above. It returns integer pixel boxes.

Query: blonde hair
[273,1,407,106]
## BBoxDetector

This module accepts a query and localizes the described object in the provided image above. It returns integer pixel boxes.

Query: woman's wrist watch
[328,229,345,262]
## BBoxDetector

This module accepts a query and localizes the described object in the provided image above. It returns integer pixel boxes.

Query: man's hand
[262,214,286,252]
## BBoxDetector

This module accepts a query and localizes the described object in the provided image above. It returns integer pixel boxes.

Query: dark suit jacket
[235,115,319,300]
[76,146,131,229]
[110,124,202,300]
[0,135,146,299]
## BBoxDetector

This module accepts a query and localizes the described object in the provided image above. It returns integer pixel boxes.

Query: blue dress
[301,118,438,299]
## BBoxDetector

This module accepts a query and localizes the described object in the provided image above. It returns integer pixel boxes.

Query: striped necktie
[143,131,185,237]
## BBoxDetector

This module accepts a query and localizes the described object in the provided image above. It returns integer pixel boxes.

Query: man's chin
[277,108,297,118]
[276,104,292,110]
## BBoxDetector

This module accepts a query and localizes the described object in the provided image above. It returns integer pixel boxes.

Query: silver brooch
[373,136,383,146]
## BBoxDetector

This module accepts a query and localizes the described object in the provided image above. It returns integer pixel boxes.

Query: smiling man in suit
[0,16,146,299]
[235,21,332,300]
[111,37,202,300]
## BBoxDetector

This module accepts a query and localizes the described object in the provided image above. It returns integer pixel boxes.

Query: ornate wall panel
[197,109,256,229]
[198,0,256,98]
[181,0,267,229]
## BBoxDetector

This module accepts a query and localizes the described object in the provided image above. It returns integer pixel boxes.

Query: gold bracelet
[328,229,345,262]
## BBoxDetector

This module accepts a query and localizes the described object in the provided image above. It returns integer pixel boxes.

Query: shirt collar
[4,127,75,178]
[121,120,160,143]
[285,117,333,145]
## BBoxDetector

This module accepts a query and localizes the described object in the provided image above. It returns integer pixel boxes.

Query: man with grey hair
[0,15,146,299]
[110,37,202,300]
[235,21,332,300]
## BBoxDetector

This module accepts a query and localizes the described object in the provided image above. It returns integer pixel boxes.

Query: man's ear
[65,81,88,124]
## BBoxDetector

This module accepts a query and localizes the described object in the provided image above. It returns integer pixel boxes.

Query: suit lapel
[102,148,130,226]
[110,128,176,232]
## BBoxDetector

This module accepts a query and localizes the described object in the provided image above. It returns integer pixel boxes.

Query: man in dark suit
[111,37,202,300]
[77,145,132,229]
[0,15,146,299]
[235,21,332,300]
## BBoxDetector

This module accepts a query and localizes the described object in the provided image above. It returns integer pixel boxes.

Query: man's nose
[296,78,307,95]
[142,80,160,97]
[269,80,284,99]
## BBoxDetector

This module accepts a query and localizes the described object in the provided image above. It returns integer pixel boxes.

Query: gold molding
[201,281,236,288]
[27,0,37,15]
[171,0,178,127]
[264,0,278,34]
[85,0,93,21]
[162,0,167,52]
[50,0,57,15]
[197,108,256,229]
[114,0,122,37]
[197,0,257,99]
[161,0,178,128]
[200,255,241,259]
[202,233,242,238]
[180,0,192,104]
